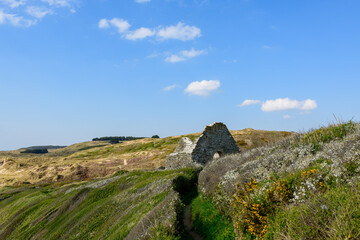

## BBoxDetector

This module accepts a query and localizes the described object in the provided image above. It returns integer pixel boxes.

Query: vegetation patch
[199,120,360,239]
[191,196,235,240]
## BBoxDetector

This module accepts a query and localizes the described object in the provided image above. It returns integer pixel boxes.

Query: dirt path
[184,205,203,240]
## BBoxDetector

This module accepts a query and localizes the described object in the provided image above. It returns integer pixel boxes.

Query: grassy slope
[0,169,196,240]
[0,129,294,186]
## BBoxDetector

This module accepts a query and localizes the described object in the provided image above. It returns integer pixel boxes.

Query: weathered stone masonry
[165,122,240,169]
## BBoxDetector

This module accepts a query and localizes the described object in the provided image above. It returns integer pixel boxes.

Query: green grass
[0,169,196,239]
[301,120,356,154]
[78,145,107,151]
[191,196,235,240]
[266,182,360,240]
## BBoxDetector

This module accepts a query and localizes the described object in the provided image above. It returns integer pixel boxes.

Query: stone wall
[165,122,240,169]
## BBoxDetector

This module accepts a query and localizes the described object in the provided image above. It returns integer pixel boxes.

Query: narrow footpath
[184,204,203,240]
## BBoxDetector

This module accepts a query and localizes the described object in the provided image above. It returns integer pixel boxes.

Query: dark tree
[109,139,120,144]
[151,135,160,138]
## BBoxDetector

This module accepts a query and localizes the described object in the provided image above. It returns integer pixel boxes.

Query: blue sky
[1,0,359,150]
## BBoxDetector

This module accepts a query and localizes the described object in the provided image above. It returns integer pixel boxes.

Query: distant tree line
[21,149,48,154]
[24,145,66,150]
[92,136,145,142]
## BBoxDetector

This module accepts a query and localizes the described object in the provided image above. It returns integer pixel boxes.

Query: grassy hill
[0,129,293,186]
[1,122,359,239]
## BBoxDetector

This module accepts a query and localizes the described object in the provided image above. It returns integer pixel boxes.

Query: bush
[152,135,160,138]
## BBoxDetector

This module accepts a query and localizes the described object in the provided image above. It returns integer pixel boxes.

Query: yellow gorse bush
[232,176,295,239]
[301,169,320,178]
[232,178,268,239]
[266,179,291,203]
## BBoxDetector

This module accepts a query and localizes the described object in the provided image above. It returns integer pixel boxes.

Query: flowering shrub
[232,178,269,239]
[201,121,360,239]
[232,169,331,239]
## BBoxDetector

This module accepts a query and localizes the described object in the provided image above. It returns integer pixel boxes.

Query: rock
[166,122,240,169]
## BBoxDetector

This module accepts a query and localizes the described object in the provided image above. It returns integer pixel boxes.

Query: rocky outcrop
[166,122,240,169]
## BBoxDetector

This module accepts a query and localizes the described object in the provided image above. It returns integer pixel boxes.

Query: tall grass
[267,182,360,240]
[191,196,235,240]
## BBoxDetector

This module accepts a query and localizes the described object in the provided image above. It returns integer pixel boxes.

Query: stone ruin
[165,122,240,169]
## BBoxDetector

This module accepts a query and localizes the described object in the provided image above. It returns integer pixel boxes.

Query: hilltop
[0,128,293,186]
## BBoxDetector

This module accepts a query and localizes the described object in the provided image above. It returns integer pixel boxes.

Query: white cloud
[157,22,201,41]
[99,20,202,42]
[126,27,155,40]
[165,48,206,63]
[135,0,151,3]
[181,48,206,58]
[238,99,261,107]
[98,18,109,29]
[41,0,72,7]
[26,6,53,19]
[0,9,36,26]
[239,97,318,115]
[0,0,77,27]
[262,45,273,50]
[98,18,130,33]
[184,80,220,97]
[0,0,25,8]
[109,18,130,33]
[163,84,178,91]
[261,98,317,112]
[165,54,186,63]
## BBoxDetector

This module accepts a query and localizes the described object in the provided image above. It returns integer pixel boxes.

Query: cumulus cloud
[163,84,178,91]
[135,0,151,3]
[184,80,220,97]
[0,0,77,27]
[165,54,186,63]
[239,97,318,114]
[109,18,130,33]
[157,22,201,41]
[126,27,155,40]
[238,99,261,107]
[98,18,109,29]
[261,98,317,112]
[98,18,131,33]
[165,48,206,63]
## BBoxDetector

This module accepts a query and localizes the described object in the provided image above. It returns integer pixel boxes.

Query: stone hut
[165,122,240,169]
